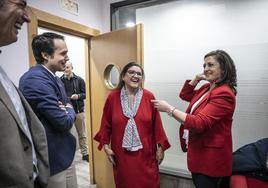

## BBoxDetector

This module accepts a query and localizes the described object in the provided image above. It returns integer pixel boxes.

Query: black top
[61,73,86,113]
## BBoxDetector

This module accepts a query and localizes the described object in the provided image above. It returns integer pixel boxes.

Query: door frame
[27,7,100,184]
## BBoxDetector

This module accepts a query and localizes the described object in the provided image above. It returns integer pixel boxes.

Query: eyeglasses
[127,70,143,77]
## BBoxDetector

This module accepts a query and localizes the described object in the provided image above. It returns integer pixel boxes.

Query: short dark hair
[204,50,237,94]
[31,32,65,64]
[118,62,144,89]
[0,0,6,8]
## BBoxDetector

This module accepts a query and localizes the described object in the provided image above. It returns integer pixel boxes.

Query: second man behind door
[61,62,89,162]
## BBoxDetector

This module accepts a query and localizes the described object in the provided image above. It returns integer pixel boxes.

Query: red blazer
[179,80,236,177]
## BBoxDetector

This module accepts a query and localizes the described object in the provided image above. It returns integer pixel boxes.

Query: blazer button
[24,145,29,151]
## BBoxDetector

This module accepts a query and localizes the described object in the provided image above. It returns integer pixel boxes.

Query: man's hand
[58,101,73,113]
[70,94,79,100]
[65,103,73,109]
[58,101,66,111]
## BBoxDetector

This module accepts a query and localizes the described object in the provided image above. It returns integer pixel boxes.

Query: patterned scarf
[121,87,143,151]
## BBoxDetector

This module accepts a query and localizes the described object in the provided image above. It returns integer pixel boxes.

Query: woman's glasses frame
[126,70,143,78]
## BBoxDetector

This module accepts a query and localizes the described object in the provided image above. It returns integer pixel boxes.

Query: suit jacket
[233,138,268,172]
[179,80,236,177]
[0,82,49,188]
[19,64,76,175]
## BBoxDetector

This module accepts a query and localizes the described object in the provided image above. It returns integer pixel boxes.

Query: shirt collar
[41,64,56,77]
[66,72,74,79]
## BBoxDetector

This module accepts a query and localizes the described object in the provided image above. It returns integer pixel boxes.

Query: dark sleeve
[78,77,86,100]
[233,138,268,172]
[19,75,76,132]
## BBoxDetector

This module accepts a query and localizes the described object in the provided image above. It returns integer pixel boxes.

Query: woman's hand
[152,99,187,123]
[196,73,206,81]
[156,145,164,165]
[151,99,173,113]
[189,73,206,86]
[104,144,116,166]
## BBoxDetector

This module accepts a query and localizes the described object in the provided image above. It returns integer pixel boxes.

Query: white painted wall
[0,25,29,86]
[29,0,103,31]
[0,0,104,85]
[137,0,268,174]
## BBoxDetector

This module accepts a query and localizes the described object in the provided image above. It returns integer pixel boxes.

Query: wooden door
[89,24,143,188]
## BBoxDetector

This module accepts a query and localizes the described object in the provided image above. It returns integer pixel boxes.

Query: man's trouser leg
[75,112,88,156]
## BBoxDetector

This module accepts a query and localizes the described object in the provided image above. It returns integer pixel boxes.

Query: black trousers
[192,173,221,188]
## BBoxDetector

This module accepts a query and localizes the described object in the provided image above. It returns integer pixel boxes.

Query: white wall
[29,0,103,31]
[0,25,29,86]
[0,0,104,85]
[137,0,268,174]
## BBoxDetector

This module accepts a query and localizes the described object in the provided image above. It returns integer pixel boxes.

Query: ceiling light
[125,22,135,27]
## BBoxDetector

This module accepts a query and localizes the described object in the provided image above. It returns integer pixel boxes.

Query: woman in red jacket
[94,62,170,188]
[152,50,237,188]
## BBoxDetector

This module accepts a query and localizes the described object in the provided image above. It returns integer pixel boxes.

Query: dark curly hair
[204,50,237,94]
[117,62,144,89]
[0,0,6,8]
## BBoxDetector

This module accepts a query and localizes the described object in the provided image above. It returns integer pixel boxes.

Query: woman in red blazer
[95,62,170,188]
[152,50,237,188]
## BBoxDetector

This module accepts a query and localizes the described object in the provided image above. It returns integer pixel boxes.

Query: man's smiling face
[0,0,30,47]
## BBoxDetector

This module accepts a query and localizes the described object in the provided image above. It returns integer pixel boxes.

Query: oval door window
[104,64,120,89]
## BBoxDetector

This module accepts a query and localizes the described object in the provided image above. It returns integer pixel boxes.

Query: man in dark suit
[19,32,77,188]
[0,0,49,187]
